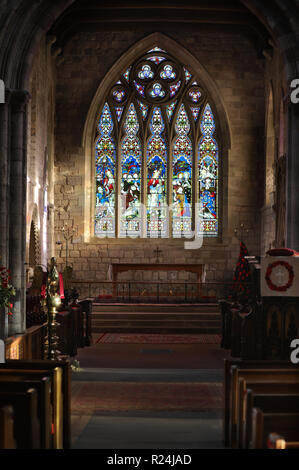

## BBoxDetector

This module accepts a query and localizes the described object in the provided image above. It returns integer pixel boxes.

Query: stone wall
[53,29,266,287]
[26,37,56,271]
[261,48,288,253]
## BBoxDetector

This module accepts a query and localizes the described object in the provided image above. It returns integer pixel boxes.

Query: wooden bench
[230,367,299,448]
[268,433,299,449]
[0,406,16,449]
[224,359,297,446]
[0,389,40,449]
[252,409,299,449]
[0,369,62,448]
[240,387,299,449]
[3,359,71,449]
[0,378,52,448]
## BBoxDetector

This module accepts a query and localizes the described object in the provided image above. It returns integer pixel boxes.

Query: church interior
[0,0,299,451]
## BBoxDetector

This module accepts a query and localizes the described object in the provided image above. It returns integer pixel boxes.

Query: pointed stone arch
[82,33,231,242]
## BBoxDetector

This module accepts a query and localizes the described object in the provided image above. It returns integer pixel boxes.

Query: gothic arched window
[95,47,219,239]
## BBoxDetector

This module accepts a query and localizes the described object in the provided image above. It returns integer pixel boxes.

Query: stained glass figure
[172,105,192,238]
[147,108,168,237]
[138,64,154,80]
[160,64,176,80]
[198,104,218,237]
[95,49,220,240]
[149,83,166,99]
[95,103,116,237]
[170,81,181,97]
[120,104,142,237]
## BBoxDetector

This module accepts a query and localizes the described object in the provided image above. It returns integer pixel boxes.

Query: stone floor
[71,340,229,449]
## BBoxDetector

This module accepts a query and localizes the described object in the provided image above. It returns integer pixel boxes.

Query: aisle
[70,341,229,449]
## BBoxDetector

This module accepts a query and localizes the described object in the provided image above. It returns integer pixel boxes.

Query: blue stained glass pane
[160,65,176,80]
[198,104,218,237]
[138,64,154,80]
[121,141,142,238]
[98,102,113,136]
[172,106,192,238]
[147,108,168,237]
[95,151,116,237]
[190,107,201,122]
[115,107,124,122]
[149,83,166,99]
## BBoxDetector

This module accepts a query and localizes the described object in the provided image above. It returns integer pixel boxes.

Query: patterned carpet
[71,381,223,414]
[95,333,222,344]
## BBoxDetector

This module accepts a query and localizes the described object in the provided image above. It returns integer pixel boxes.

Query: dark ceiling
[50,0,272,56]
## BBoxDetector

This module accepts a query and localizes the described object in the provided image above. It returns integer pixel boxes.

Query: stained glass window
[173,105,193,238]
[147,108,168,238]
[95,103,116,237]
[120,104,142,238]
[198,104,219,237]
[94,48,220,239]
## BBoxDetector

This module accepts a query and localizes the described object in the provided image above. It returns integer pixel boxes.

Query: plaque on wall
[261,256,299,297]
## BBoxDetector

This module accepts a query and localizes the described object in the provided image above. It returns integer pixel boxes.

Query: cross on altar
[154,247,162,263]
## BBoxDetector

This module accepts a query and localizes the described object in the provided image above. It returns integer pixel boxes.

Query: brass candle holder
[43,257,62,361]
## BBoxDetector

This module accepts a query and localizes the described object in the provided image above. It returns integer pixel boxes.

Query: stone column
[0,91,10,340]
[286,101,299,251]
[8,90,30,336]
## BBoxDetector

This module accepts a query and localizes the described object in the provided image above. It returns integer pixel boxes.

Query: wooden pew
[224,359,297,446]
[0,389,40,449]
[230,367,299,448]
[3,359,71,449]
[239,386,299,449]
[0,378,52,448]
[0,406,16,449]
[252,409,299,449]
[0,368,63,449]
[268,433,299,449]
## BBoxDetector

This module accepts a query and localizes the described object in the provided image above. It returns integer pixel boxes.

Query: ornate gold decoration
[43,257,62,361]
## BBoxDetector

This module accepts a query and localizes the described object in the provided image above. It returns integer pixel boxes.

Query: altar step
[91,303,221,334]
[92,303,219,314]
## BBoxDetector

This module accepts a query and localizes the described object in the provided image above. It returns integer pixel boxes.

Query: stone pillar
[0,91,10,340]
[286,102,299,251]
[8,90,30,336]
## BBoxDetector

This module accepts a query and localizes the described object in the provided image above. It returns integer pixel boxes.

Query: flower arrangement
[0,267,16,315]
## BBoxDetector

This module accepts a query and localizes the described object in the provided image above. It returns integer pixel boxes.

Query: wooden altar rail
[71,281,249,303]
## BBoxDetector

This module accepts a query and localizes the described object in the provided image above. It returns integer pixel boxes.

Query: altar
[110,263,205,299]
